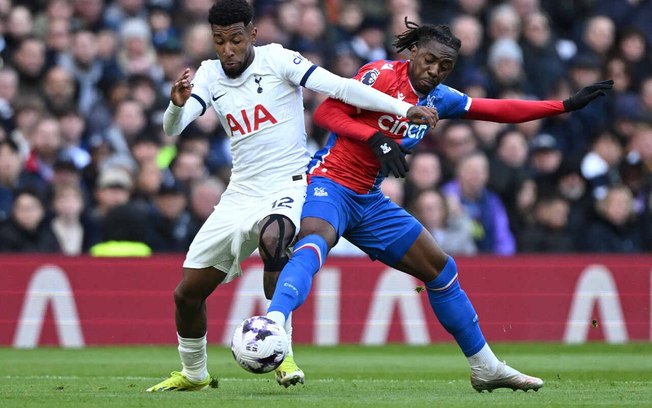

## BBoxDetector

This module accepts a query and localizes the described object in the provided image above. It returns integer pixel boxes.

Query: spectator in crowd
[10,36,49,99]
[528,133,564,196]
[22,116,66,191]
[90,165,133,226]
[130,132,161,167]
[519,9,565,99]
[0,137,24,221]
[57,29,117,118]
[187,176,225,230]
[0,187,59,252]
[565,53,614,154]
[555,160,592,240]
[57,109,92,170]
[33,0,74,40]
[329,1,363,44]
[485,37,534,98]
[605,54,637,105]
[41,66,78,116]
[594,0,652,46]
[117,18,162,81]
[625,122,652,206]
[487,3,521,42]
[99,98,149,165]
[578,15,615,64]
[181,21,214,67]
[129,73,167,120]
[72,0,108,32]
[517,193,575,253]
[615,26,651,89]
[442,151,516,255]
[90,201,154,256]
[583,184,644,253]
[403,151,441,210]
[49,182,100,255]
[169,149,208,192]
[447,14,485,92]
[133,160,164,207]
[0,66,19,131]
[437,121,478,184]
[104,0,149,30]
[411,188,477,256]
[4,5,34,58]
[149,180,194,252]
[507,176,538,236]
[580,129,624,200]
[337,15,388,64]
[488,127,530,222]
[638,76,652,119]
[43,18,73,65]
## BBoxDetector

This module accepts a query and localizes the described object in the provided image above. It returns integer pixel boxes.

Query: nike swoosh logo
[212,93,226,101]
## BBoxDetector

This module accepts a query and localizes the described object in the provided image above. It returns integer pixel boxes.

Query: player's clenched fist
[406,106,438,128]
[171,68,193,107]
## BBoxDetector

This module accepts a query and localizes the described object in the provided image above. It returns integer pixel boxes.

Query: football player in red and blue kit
[265,19,613,392]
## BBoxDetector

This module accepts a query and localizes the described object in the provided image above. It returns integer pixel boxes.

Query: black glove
[368,132,410,178]
[563,80,614,112]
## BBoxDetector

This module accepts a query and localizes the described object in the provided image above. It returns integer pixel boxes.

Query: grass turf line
[1,343,651,407]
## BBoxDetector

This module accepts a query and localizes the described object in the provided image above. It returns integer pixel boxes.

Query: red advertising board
[1,255,650,347]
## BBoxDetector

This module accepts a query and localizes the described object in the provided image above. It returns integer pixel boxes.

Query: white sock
[266,300,292,355]
[285,312,294,356]
[266,310,287,328]
[467,343,500,371]
[178,333,208,383]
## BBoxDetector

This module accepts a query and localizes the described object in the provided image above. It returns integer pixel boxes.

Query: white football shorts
[183,177,307,283]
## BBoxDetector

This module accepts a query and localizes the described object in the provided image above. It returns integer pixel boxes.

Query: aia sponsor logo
[226,104,278,136]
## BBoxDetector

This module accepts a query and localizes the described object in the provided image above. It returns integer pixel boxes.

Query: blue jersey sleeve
[418,84,471,119]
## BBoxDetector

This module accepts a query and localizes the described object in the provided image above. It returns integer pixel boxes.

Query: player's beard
[222,49,255,79]
[222,61,247,78]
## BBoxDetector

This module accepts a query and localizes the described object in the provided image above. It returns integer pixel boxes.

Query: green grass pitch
[1,343,651,407]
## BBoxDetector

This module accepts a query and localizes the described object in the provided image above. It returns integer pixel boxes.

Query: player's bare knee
[173,281,204,310]
[259,214,294,272]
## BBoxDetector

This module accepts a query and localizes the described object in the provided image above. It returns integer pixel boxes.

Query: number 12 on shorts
[272,197,294,209]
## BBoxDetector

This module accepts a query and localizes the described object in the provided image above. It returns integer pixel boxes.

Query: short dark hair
[393,17,461,54]
[208,0,253,27]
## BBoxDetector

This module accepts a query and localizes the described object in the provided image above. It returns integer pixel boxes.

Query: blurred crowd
[0,0,651,255]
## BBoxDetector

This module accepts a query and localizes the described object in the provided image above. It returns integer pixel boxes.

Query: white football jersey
[190,44,314,195]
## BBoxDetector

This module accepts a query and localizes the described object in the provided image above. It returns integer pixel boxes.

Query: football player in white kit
[146,0,438,392]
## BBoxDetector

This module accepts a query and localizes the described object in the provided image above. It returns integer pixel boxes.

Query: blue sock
[267,234,328,319]
[425,256,486,356]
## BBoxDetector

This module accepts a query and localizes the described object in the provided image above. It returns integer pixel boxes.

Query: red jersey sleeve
[313,98,378,142]
[313,61,398,142]
[464,98,566,122]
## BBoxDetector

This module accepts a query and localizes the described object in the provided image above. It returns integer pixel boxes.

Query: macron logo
[313,187,328,197]
[381,143,392,155]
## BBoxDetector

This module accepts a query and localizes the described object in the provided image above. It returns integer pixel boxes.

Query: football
[231,316,288,374]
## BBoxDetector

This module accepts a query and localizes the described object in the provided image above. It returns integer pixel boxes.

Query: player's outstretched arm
[313,98,378,142]
[170,68,193,107]
[562,80,614,111]
[163,68,204,136]
[464,80,614,123]
[304,66,438,127]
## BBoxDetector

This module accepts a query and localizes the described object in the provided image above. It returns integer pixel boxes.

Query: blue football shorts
[301,176,423,266]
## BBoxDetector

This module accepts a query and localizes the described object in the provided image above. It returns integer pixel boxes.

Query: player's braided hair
[208,0,253,27]
[393,17,461,54]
